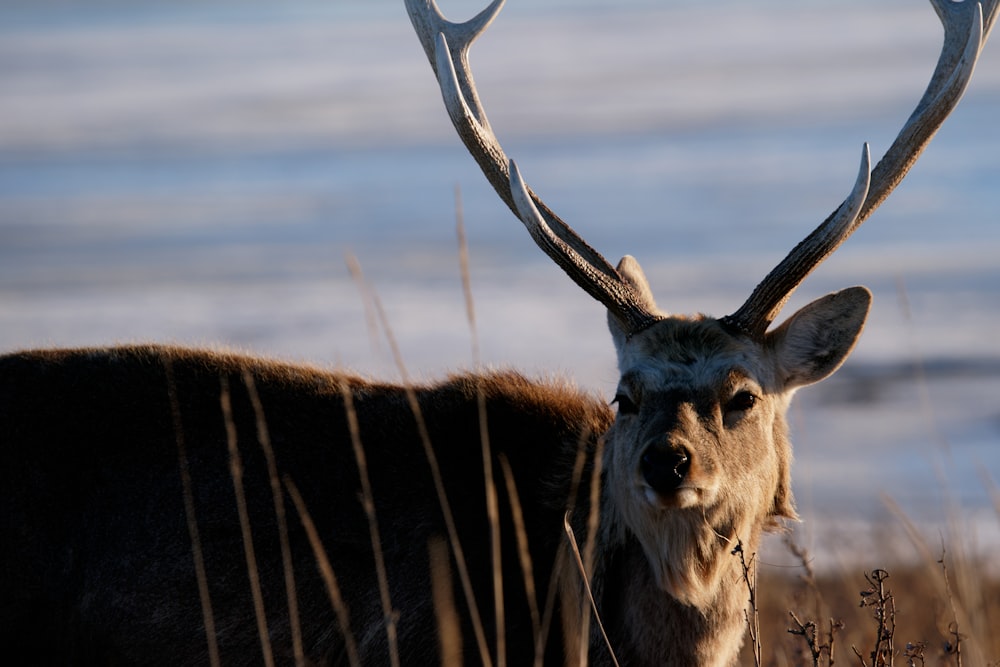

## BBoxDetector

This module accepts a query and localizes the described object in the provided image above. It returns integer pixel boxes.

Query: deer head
[406,0,997,612]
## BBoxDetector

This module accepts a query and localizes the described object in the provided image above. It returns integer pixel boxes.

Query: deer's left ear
[766,286,871,389]
[607,255,661,350]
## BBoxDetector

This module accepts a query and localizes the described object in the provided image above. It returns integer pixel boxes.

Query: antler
[405,0,664,335]
[408,0,996,341]
[721,1,998,339]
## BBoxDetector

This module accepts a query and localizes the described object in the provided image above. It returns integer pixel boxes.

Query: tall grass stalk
[456,186,506,667]
[498,453,542,647]
[242,370,305,666]
[219,376,275,667]
[165,358,221,667]
[336,375,400,667]
[283,476,362,667]
[430,535,463,666]
[346,254,494,667]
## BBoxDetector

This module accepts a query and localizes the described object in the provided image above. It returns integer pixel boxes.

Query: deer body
[0,286,866,666]
[1,0,996,664]
[1,345,610,664]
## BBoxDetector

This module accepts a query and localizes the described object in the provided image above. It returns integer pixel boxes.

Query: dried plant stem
[336,377,400,667]
[346,254,493,667]
[498,454,541,647]
[852,569,894,667]
[733,541,762,667]
[784,537,841,667]
[241,370,304,666]
[938,549,963,667]
[577,438,606,664]
[430,536,463,666]
[563,511,619,667]
[478,382,505,667]
[455,188,505,667]
[164,359,221,667]
[883,498,983,665]
[219,376,274,667]
[283,477,361,667]
[535,430,590,666]
[788,612,818,666]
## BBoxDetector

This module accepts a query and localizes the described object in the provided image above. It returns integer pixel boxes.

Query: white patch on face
[674,486,702,509]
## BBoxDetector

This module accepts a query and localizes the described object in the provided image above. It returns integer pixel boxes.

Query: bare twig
[903,641,927,667]
[938,548,963,667]
[853,569,895,667]
[783,537,841,666]
[733,541,762,667]
[788,611,842,667]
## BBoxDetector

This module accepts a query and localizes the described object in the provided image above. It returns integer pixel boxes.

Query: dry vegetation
[738,534,1000,666]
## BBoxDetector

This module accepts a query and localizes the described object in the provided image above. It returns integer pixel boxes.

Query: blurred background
[1,0,998,568]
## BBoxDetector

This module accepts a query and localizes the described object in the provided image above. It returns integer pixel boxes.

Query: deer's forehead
[619,354,756,393]
[619,318,763,381]
[617,318,771,390]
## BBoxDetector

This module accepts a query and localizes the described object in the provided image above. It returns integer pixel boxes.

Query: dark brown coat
[0,345,612,665]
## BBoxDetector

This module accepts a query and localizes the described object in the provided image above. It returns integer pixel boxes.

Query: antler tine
[405,0,664,335]
[723,1,995,339]
[720,146,872,339]
[509,161,664,333]
[860,1,993,223]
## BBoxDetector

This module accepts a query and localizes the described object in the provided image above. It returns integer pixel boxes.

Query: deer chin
[646,517,733,608]
[616,483,738,610]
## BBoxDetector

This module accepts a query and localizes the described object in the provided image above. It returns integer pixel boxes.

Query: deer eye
[725,391,757,414]
[613,392,638,416]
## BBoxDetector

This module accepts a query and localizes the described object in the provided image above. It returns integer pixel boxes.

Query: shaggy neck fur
[557,476,768,667]
[595,535,751,667]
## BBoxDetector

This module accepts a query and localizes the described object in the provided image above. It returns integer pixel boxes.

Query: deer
[0,0,995,665]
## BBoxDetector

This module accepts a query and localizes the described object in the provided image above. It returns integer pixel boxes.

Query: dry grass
[738,534,1000,666]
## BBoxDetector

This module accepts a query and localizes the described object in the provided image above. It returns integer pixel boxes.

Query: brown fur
[0,344,613,664]
[0,282,867,666]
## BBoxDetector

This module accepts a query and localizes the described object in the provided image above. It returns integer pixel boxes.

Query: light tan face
[601,282,871,605]
[606,317,788,524]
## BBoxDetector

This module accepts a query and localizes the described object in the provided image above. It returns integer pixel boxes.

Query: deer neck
[593,532,752,667]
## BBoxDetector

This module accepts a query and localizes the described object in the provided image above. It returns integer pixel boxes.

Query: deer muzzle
[640,444,691,497]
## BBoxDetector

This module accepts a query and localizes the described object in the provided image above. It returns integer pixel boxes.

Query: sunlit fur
[604,317,793,608]
[578,258,871,664]
[0,346,616,664]
[0,277,869,666]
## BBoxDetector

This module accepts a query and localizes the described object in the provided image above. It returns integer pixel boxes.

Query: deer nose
[640,445,691,495]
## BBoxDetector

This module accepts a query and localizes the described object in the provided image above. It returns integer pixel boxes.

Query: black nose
[640,445,690,495]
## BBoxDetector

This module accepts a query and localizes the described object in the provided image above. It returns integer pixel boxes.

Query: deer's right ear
[766,286,871,390]
[608,256,660,348]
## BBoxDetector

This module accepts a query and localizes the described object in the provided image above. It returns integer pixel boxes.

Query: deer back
[0,345,610,664]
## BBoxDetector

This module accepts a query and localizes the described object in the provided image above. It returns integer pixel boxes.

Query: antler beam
[722,1,997,339]
[408,0,996,341]
[405,0,664,335]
